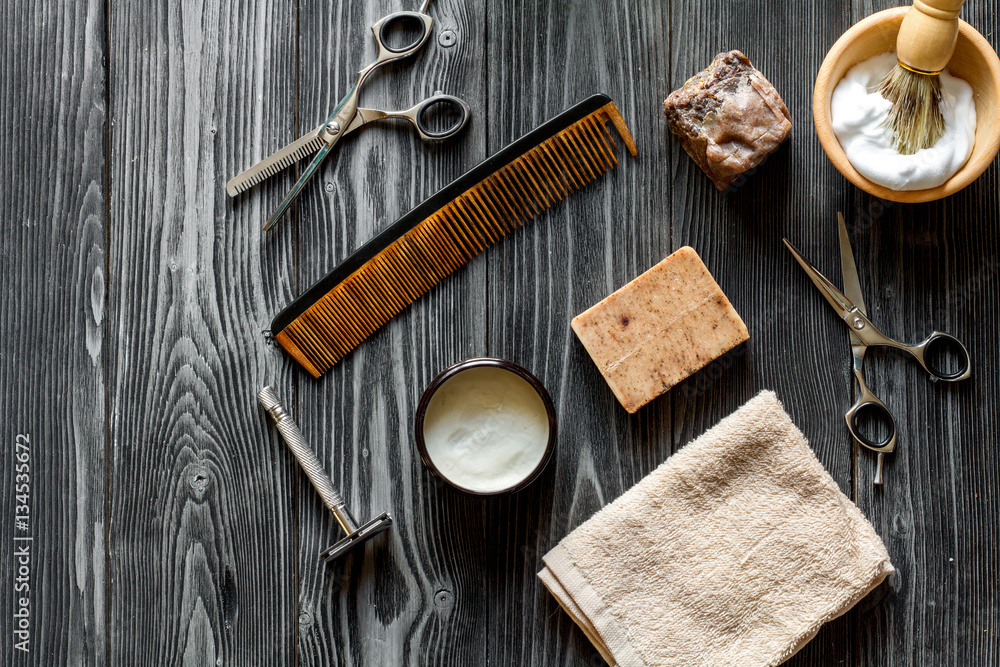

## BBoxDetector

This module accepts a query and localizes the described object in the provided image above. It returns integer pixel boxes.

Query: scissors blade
[262,141,336,231]
[783,238,859,321]
[226,122,328,197]
[838,213,868,319]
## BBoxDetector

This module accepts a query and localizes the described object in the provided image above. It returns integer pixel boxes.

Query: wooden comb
[271,93,637,377]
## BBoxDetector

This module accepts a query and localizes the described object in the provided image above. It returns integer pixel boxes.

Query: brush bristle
[877,63,945,155]
[275,101,637,377]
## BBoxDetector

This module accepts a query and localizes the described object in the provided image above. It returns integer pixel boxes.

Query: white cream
[422,366,549,493]
[831,52,976,191]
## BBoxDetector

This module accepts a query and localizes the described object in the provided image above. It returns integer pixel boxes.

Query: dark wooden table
[3,0,998,664]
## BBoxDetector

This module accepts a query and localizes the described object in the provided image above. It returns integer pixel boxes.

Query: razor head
[321,512,393,563]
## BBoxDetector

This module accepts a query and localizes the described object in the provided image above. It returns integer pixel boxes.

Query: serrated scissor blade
[226,123,326,196]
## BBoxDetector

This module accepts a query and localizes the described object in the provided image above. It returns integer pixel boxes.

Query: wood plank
[5,0,999,663]
[106,0,298,663]
[0,1,107,664]
[484,2,672,664]
[850,4,1000,666]
[668,0,862,665]
[293,0,489,664]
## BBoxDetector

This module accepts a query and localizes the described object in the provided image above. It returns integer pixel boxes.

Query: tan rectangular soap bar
[572,246,749,413]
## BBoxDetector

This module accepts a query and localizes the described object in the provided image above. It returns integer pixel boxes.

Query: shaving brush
[878,0,966,154]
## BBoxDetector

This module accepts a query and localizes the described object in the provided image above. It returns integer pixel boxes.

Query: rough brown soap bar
[572,247,749,413]
[664,50,791,191]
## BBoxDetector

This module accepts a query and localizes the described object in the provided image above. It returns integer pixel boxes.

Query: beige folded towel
[538,390,893,667]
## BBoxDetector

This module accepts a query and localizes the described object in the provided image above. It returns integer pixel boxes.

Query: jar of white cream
[415,358,556,495]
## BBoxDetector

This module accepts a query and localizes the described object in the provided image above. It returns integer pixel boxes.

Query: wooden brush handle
[896,0,967,73]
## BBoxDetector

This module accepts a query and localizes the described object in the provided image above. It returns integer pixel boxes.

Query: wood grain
[667,1,859,664]
[483,2,672,665]
[3,0,1000,664]
[850,4,1000,667]
[106,0,298,663]
[294,1,489,665]
[0,1,108,664]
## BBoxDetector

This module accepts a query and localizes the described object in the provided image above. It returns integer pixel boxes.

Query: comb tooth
[437,203,472,264]
[506,161,546,214]
[422,216,463,273]
[493,167,532,218]
[380,246,415,301]
[276,100,638,375]
[524,152,561,204]
[531,145,567,196]
[513,160,548,214]
[538,144,575,198]
[579,120,612,171]
[295,314,340,367]
[525,154,558,206]
[442,204,483,254]
[321,298,363,350]
[598,104,637,156]
[359,258,397,313]
[532,148,570,200]
[475,186,513,236]
[425,213,465,272]
[303,307,347,361]
[467,192,504,243]
[398,233,440,287]
[331,289,373,341]
[348,277,390,328]
[550,138,586,189]
[571,126,607,175]
[373,255,410,309]
[465,190,504,241]
[375,248,409,303]
[283,329,323,373]
[586,118,617,170]
[573,126,606,177]
[484,173,523,227]
[453,197,492,248]
[282,328,321,372]
[491,171,530,223]
[477,176,516,230]
[559,131,597,182]
[586,116,619,167]
[520,152,555,205]
[317,293,360,350]
[392,244,424,302]
[411,214,449,274]
[596,112,621,154]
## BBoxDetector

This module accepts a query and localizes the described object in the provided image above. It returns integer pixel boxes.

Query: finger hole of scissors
[378,13,429,54]
[923,333,970,381]
[416,96,469,140]
[850,403,895,451]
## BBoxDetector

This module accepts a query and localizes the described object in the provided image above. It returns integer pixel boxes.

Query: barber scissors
[784,213,971,486]
[227,0,471,231]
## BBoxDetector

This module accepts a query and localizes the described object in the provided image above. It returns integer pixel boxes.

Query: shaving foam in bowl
[813,7,1000,203]
[415,358,556,495]
[831,52,976,191]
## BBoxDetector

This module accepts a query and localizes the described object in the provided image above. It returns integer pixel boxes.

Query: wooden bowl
[814,7,1000,203]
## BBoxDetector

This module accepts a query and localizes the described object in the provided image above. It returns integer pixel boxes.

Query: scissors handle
[849,310,972,383]
[367,11,434,71]
[845,376,897,454]
[903,331,972,381]
[352,94,471,141]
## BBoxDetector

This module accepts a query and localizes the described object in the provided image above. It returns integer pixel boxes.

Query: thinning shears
[784,214,971,486]
[227,0,471,231]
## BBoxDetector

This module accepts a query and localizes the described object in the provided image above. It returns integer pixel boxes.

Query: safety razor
[257,386,392,562]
